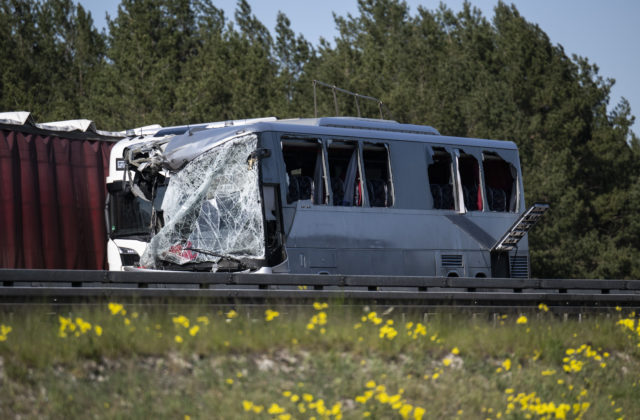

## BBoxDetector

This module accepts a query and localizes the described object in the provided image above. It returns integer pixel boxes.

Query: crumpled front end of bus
[140,134,265,270]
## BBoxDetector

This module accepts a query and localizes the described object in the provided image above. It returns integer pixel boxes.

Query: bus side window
[428,149,454,210]
[458,153,483,211]
[362,143,393,207]
[327,141,362,206]
[282,139,327,205]
[483,153,516,212]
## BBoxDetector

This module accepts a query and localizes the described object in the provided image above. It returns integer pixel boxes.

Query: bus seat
[298,176,314,200]
[463,185,478,211]
[432,184,454,210]
[430,184,442,209]
[288,175,314,203]
[489,187,507,212]
[367,179,388,207]
[331,178,345,205]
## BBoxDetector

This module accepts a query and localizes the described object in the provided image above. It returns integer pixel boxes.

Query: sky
[79,0,639,135]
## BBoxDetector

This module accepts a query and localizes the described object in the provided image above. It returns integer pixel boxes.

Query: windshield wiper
[184,248,246,269]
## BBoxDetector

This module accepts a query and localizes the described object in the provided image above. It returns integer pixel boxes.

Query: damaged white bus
[116,117,547,278]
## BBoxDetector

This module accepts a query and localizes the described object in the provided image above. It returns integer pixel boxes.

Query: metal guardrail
[1,269,640,310]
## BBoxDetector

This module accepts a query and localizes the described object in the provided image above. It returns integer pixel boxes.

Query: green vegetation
[0,302,639,418]
[1,0,639,279]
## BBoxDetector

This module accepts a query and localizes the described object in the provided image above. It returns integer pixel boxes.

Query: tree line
[1,0,639,279]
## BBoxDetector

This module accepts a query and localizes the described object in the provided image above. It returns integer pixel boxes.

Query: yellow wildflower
[452,347,460,355]
[225,378,234,385]
[265,309,280,321]
[108,302,123,315]
[196,316,209,325]
[226,309,238,319]
[538,303,549,312]
[242,400,253,411]
[414,407,426,420]
[189,325,200,336]
[174,335,183,343]
[75,317,92,334]
[267,403,285,414]
[172,315,189,328]
[376,392,390,404]
[365,380,376,388]
[331,402,341,416]
[399,404,413,419]
[443,358,452,367]
[516,315,527,324]
[379,324,398,340]
[0,324,12,341]
[94,325,103,336]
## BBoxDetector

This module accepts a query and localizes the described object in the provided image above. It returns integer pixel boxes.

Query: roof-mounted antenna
[312,80,391,120]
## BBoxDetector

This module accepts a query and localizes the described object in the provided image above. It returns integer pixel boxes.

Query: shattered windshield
[140,134,264,268]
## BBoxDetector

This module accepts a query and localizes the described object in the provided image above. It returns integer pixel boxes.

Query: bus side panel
[284,207,497,275]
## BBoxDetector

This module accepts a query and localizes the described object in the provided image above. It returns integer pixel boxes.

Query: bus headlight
[118,247,140,266]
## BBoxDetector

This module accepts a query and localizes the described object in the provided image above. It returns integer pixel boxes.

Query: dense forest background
[1,0,639,279]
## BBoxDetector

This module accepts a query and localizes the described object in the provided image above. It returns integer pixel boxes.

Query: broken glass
[140,134,264,268]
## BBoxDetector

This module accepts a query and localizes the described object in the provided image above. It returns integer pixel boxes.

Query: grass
[0,302,639,419]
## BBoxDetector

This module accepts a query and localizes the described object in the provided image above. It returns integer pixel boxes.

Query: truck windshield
[140,133,264,268]
[108,186,166,239]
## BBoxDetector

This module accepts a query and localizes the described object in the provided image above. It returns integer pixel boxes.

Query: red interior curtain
[0,129,114,269]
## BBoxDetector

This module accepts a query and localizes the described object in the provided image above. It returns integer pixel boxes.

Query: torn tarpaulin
[140,134,264,268]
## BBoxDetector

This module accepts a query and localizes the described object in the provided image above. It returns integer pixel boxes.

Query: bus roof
[163,117,519,170]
